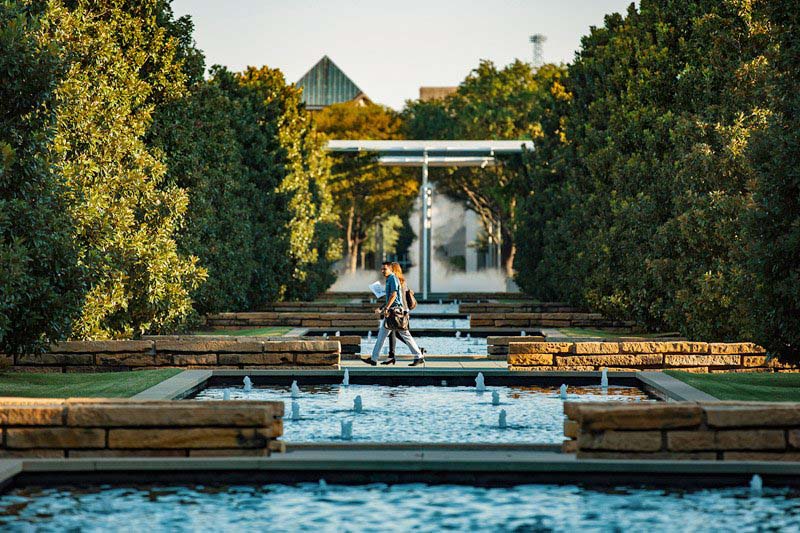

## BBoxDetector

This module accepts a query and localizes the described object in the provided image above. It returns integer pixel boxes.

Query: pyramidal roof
[296,55,367,109]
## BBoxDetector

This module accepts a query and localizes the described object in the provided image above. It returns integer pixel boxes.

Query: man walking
[363,262,424,366]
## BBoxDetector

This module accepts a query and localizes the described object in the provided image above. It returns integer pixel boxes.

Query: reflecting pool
[195,384,650,443]
[2,483,798,532]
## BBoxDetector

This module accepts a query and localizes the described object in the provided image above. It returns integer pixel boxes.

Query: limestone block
[295,353,340,366]
[577,451,717,460]
[232,312,279,319]
[469,319,494,327]
[0,449,66,458]
[789,430,800,448]
[742,355,768,367]
[507,353,554,366]
[555,354,662,367]
[704,403,800,427]
[269,440,287,453]
[495,320,531,327]
[5,366,63,373]
[577,430,662,452]
[301,320,331,327]
[571,342,620,355]
[722,451,800,461]
[50,340,154,353]
[66,401,282,427]
[667,431,718,451]
[16,353,94,366]
[487,346,508,355]
[509,365,595,372]
[171,354,218,366]
[218,353,291,365]
[0,402,64,425]
[664,354,740,367]
[577,404,703,430]
[108,427,277,449]
[561,440,578,453]
[709,342,765,355]
[509,342,572,354]
[540,320,571,327]
[188,448,270,457]
[155,340,262,354]
[564,420,579,439]
[69,449,186,458]
[715,429,785,450]
[264,341,339,353]
[96,353,156,367]
[6,427,105,449]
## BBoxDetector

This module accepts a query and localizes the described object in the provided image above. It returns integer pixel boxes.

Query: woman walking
[362,262,425,366]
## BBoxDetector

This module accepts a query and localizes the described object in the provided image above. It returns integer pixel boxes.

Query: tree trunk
[347,247,359,273]
[345,205,357,273]
[502,241,516,278]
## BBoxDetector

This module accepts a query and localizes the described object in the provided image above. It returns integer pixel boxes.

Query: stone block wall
[5,339,340,372]
[147,335,360,359]
[486,336,546,359]
[205,312,378,328]
[0,398,284,458]
[563,401,800,461]
[469,313,635,331]
[460,302,582,314]
[507,341,791,372]
[256,302,376,313]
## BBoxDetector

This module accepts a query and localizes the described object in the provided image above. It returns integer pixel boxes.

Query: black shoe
[408,358,425,367]
[381,357,396,366]
[361,357,377,366]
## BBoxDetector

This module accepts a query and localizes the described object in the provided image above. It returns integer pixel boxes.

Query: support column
[419,152,431,300]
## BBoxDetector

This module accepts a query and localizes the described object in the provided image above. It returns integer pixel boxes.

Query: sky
[171,0,637,110]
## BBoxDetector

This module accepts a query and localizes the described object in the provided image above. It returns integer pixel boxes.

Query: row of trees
[1,0,337,353]
[514,0,799,359]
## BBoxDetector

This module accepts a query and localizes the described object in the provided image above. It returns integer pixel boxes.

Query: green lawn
[558,328,672,339]
[196,326,291,337]
[666,371,800,401]
[0,369,182,398]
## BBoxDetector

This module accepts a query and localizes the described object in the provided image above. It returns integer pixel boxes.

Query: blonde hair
[391,262,405,286]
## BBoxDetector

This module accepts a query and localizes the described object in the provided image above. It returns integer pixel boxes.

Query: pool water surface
[195,384,650,443]
[1,483,797,532]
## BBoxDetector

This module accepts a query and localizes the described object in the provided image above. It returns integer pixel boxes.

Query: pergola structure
[326,140,534,300]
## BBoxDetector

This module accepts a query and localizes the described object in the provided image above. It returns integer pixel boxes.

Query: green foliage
[149,81,255,314]
[42,0,206,338]
[0,0,86,353]
[314,101,417,272]
[404,61,568,275]
[210,65,337,304]
[515,0,799,359]
[745,2,800,359]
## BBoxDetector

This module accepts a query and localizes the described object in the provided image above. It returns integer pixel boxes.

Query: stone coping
[133,368,660,400]
[5,339,341,372]
[564,401,800,461]
[471,313,635,331]
[507,341,790,373]
[4,451,800,488]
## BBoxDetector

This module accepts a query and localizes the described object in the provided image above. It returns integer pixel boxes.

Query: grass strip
[0,369,183,398]
[195,327,292,337]
[666,371,800,402]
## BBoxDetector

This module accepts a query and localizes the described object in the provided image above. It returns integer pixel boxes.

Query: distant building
[419,86,458,102]
[296,55,371,110]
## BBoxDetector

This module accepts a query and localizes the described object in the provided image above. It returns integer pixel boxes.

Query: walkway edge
[637,371,718,401]
[132,370,212,400]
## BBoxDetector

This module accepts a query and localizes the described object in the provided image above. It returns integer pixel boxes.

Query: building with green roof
[296,55,371,110]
